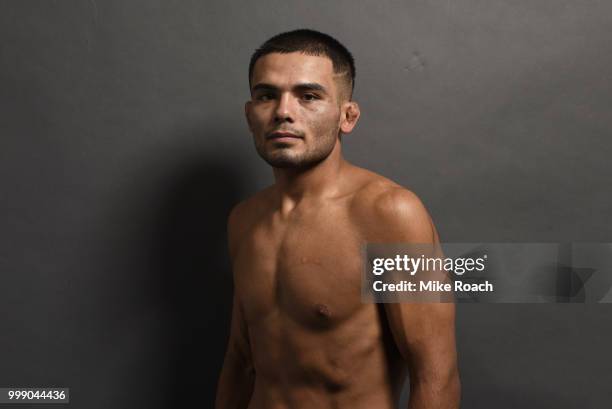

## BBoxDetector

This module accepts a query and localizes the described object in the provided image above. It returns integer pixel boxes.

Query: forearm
[215,354,255,409]
[407,372,460,409]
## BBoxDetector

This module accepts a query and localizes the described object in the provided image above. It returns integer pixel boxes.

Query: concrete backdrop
[1,1,611,408]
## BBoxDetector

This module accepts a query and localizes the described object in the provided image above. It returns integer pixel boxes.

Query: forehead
[251,52,337,89]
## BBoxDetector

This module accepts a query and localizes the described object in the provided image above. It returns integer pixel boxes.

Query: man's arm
[215,205,255,409]
[372,188,460,409]
[215,294,255,409]
[385,301,459,409]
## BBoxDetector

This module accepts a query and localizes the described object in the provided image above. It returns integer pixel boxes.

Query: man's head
[248,29,356,102]
[245,29,360,169]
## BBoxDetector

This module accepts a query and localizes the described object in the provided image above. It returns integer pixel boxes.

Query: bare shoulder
[227,186,275,258]
[348,168,437,243]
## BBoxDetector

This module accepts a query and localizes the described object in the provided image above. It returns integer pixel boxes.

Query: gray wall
[1,1,610,408]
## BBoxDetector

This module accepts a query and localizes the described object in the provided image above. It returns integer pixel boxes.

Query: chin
[256,144,332,169]
[266,154,328,170]
[264,156,304,169]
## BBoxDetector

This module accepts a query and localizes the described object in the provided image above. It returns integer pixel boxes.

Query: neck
[271,139,345,212]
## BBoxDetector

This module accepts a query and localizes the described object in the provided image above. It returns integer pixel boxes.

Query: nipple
[315,303,332,319]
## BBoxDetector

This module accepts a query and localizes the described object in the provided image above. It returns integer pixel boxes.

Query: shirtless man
[215,29,460,409]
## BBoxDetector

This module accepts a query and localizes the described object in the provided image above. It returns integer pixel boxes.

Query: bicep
[375,188,456,378]
[371,186,459,406]
[384,302,457,382]
[216,293,254,409]
[226,292,252,365]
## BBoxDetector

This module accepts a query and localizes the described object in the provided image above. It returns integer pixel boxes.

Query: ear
[244,100,253,132]
[339,101,360,134]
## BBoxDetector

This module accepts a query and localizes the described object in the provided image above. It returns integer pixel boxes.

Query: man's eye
[257,94,274,101]
[302,93,318,101]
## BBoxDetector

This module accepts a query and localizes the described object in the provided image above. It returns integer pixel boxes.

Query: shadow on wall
[84,127,252,408]
[153,152,246,407]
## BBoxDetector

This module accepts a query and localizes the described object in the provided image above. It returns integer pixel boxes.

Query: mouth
[266,131,303,141]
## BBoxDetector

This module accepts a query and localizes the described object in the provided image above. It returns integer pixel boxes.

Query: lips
[267,131,302,140]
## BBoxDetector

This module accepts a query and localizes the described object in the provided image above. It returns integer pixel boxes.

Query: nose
[274,93,295,123]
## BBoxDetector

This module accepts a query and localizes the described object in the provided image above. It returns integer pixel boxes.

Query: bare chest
[233,208,365,329]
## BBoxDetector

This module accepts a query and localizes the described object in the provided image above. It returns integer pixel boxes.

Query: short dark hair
[248,29,356,99]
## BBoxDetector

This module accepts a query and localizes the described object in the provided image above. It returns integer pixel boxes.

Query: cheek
[305,105,340,134]
[249,108,270,133]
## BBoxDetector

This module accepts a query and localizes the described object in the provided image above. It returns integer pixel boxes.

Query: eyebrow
[251,82,328,95]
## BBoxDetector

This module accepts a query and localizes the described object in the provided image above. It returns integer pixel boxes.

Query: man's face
[245,52,345,169]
